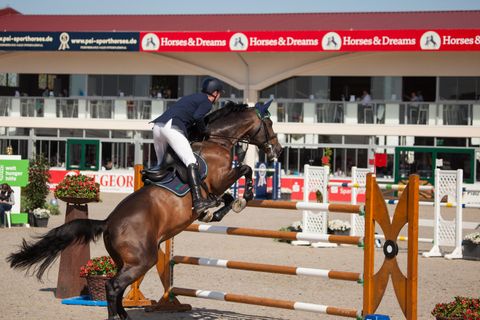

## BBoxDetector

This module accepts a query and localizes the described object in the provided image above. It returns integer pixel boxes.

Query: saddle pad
[145,154,208,197]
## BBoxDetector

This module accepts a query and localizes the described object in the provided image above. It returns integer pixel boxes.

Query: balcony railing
[273,99,479,126]
[0,96,479,127]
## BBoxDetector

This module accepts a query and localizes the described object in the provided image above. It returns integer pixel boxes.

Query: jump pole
[150,173,418,319]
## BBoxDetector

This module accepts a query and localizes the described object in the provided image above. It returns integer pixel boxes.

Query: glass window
[436,137,467,147]
[440,77,480,100]
[318,135,342,144]
[60,129,83,137]
[102,75,118,96]
[458,77,476,100]
[35,128,58,137]
[7,73,17,87]
[344,135,369,144]
[398,150,433,181]
[0,73,6,86]
[414,137,434,146]
[86,130,110,138]
[118,75,133,96]
[273,102,304,123]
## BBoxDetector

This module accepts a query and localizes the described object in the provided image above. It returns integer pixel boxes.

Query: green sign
[0,159,29,187]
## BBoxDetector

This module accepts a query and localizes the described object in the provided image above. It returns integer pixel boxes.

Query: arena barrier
[145,173,419,319]
[302,165,479,259]
[231,161,281,200]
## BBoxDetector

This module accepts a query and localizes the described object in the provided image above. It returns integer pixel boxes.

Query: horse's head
[205,100,282,161]
[249,99,282,161]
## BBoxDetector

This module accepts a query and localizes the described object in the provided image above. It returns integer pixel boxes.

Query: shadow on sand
[128,307,287,320]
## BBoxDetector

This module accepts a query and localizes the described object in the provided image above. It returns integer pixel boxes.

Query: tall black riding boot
[187,163,217,214]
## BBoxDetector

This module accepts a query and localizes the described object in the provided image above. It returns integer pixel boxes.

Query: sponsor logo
[420,31,441,50]
[142,33,160,51]
[58,32,70,50]
[322,32,342,50]
[229,32,248,51]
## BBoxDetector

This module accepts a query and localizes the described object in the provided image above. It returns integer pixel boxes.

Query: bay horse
[7,101,282,320]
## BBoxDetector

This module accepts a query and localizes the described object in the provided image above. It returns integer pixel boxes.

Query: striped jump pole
[186,223,363,246]
[173,255,362,282]
[171,287,361,318]
[247,199,363,214]
[328,181,433,191]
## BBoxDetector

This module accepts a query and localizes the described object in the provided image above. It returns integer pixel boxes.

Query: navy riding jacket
[151,93,212,136]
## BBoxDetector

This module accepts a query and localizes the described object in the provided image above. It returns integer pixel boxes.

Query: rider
[150,77,224,214]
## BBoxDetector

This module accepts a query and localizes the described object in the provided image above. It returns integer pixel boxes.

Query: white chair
[417,104,429,124]
[363,105,374,123]
[376,104,385,124]
[317,104,328,123]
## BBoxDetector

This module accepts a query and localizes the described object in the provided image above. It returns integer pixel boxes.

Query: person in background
[0,183,14,226]
[359,90,373,123]
[149,77,224,214]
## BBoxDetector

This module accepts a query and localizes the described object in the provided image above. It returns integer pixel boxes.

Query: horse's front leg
[237,164,254,201]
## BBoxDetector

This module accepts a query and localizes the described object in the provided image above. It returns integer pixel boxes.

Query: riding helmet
[201,77,224,95]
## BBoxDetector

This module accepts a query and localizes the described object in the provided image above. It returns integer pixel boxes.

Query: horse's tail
[7,219,106,280]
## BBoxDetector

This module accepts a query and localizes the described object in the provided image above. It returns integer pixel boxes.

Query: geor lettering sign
[49,169,134,193]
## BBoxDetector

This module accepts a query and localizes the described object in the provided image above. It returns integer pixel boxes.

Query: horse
[7,100,282,320]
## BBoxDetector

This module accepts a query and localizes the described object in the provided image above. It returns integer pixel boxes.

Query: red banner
[140,29,480,52]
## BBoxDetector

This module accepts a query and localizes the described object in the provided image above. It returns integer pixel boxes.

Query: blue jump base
[61,295,107,307]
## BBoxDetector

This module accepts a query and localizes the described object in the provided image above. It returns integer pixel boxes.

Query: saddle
[141,148,208,197]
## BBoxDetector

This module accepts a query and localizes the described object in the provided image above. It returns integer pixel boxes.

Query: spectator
[359,90,373,123]
[0,183,14,226]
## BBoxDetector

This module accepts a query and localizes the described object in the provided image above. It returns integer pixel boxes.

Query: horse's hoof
[232,198,247,213]
[198,210,213,222]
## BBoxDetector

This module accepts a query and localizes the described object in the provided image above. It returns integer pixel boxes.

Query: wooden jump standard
[144,173,418,319]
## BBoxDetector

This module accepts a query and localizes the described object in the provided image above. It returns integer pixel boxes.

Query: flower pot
[34,216,49,228]
[85,275,111,301]
[435,316,464,320]
[57,196,97,205]
[462,240,480,261]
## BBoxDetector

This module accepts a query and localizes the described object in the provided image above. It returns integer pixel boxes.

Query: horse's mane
[205,101,249,125]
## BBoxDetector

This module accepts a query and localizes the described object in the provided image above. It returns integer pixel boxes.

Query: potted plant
[32,207,50,227]
[328,219,351,236]
[54,174,100,204]
[23,154,50,225]
[431,296,480,319]
[80,256,117,301]
[276,221,302,243]
[462,231,480,261]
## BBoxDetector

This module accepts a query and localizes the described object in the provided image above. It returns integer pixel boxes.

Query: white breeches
[153,120,196,167]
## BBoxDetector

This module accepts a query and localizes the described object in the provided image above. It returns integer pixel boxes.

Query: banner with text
[0,159,29,187]
[0,32,139,51]
[140,29,480,52]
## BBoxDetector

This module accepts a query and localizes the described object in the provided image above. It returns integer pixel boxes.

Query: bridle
[207,110,277,156]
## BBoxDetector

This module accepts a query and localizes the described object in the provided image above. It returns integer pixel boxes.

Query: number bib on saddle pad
[143,154,208,197]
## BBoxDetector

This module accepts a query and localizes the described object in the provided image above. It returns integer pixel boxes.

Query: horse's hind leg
[106,263,153,320]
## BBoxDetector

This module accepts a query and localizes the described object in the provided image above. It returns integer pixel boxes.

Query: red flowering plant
[431,296,480,320]
[80,256,117,278]
[54,174,100,201]
[321,148,332,166]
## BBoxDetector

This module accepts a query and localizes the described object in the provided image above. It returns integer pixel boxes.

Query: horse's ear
[255,98,273,118]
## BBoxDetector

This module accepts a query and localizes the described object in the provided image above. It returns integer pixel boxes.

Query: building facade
[0,8,479,183]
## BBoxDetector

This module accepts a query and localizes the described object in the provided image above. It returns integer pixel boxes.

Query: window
[439,77,480,100]
[259,76,328,99]
[38,74,56,90]
[0,73,18,87]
